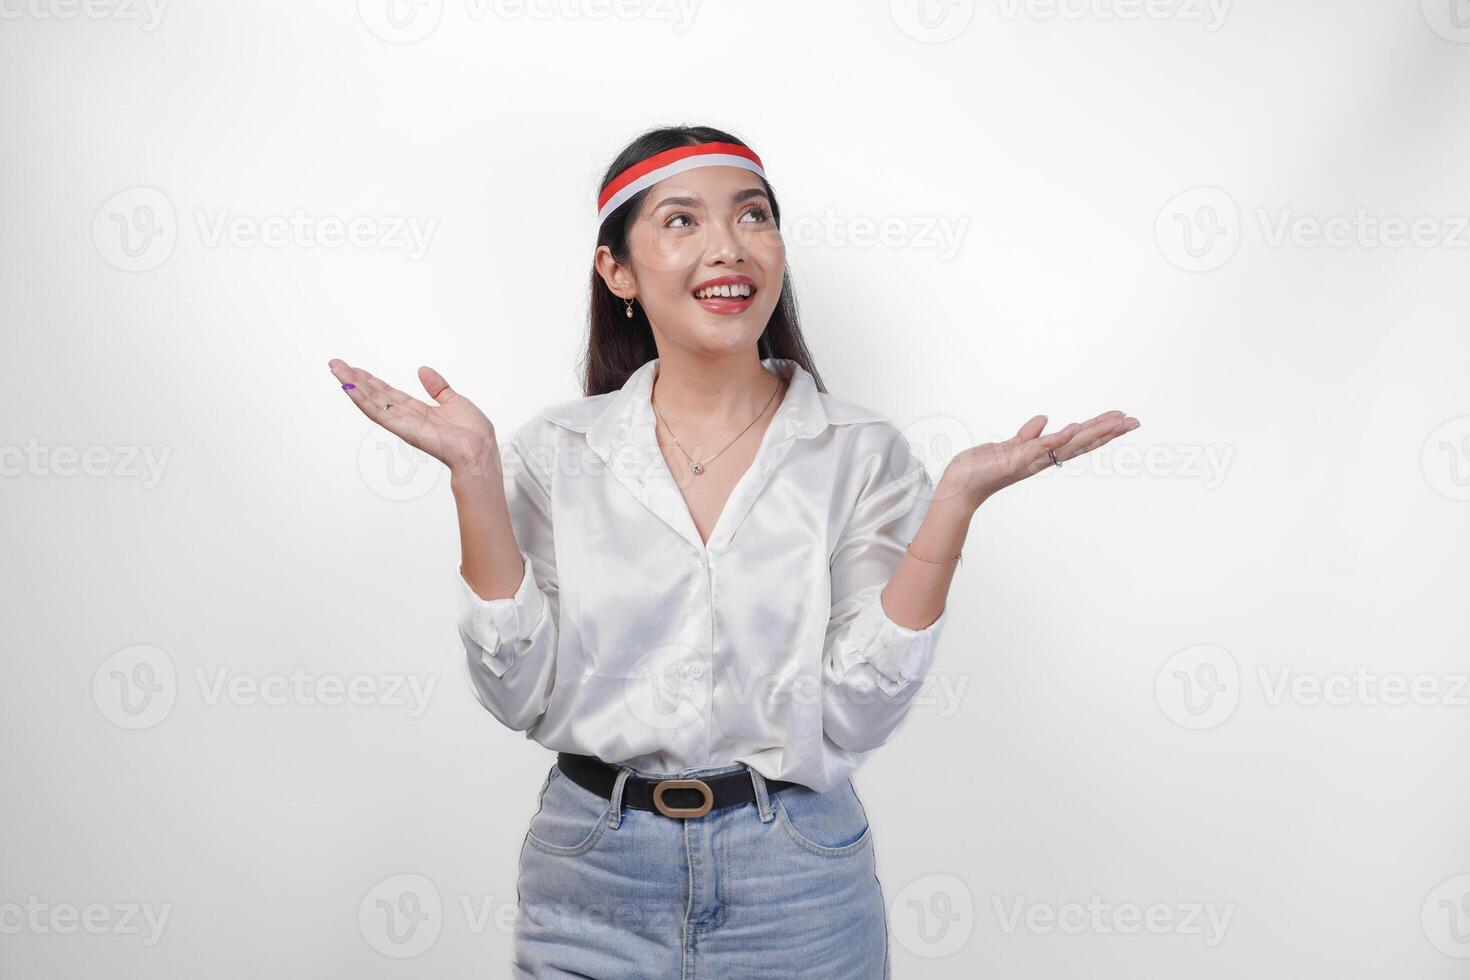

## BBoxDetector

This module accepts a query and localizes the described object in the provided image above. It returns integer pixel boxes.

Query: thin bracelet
[905,539,962,566]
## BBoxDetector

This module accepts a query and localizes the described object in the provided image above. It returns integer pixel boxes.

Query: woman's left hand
[936,410,1140,510]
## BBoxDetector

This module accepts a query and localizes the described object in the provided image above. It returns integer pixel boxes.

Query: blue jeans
[512,758,891,978]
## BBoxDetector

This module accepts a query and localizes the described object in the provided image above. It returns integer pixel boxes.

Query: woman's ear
[593,244,634,299]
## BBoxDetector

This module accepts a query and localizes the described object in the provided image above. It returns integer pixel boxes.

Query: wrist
[925,487,979,529]
[450,454,503,494]
[933,470,990,515]
[449,436,502,485]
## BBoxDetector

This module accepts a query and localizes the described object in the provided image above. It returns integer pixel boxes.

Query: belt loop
[748,766,775,823]
[607,765,632,828]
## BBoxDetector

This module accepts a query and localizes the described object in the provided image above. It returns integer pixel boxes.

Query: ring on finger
[1048,448,1062,467]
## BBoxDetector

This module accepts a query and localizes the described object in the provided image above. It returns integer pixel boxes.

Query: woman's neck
[650,350,786,433]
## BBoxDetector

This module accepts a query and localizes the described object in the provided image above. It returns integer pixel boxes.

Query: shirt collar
[585,356,828,462]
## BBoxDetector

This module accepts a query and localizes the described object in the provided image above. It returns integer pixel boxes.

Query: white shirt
[457,356,949,793]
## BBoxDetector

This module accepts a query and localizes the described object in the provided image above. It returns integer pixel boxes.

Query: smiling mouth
[691,281,757,316]
[691,283,756,301]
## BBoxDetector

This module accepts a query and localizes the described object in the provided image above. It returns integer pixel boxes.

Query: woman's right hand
[328,358,499,478]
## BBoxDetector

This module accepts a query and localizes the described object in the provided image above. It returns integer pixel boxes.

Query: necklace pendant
[691,462,705,475]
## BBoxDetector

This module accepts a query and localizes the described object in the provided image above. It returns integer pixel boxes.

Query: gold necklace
[651,373,785,475]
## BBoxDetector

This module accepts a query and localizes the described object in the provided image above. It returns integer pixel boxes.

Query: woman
[328,125,1138,977]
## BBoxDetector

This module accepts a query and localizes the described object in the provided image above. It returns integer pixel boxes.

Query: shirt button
[689,663,706,679]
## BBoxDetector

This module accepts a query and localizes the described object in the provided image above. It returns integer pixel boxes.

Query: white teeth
[696,283,752,299]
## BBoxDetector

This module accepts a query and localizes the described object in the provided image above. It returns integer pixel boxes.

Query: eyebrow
[650,187,769,211]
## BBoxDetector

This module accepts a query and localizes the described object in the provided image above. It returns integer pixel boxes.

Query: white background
[3,0,1469,976]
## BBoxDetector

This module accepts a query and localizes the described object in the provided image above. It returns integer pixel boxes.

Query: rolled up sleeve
[822,424,949,752]
[458,422,559,732]
[458,549,547,679]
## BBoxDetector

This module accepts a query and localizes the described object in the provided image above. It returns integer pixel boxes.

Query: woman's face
[598,164,785,356]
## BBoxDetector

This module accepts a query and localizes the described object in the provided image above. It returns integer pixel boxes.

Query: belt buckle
[652,778,713,818]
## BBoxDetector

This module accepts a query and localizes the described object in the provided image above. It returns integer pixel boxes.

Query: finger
[419,365,455,405]
[1076,409,1126,428]
[329,359,379,416]
[1033,411,1122,451]
[1059,416,1138,461]
[1077,417,1140,454]
[1015,411,1120,449]
[1012,414,1048,443]
[1017,417,1110,475]
[348,365,431,415]
[1017,438,1072,479]
[1031,422,1082,451]
[329,360,426,430]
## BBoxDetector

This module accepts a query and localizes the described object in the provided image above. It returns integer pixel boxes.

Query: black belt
[555,752,802,819]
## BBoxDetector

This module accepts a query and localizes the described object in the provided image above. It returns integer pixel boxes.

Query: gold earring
[624,297,635,319]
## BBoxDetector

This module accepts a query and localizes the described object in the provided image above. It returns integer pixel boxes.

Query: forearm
[879,489,974,631]
[451,454,528,602]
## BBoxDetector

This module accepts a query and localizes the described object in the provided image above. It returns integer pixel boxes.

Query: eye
[664,211,695,229]
[740,205,771,223]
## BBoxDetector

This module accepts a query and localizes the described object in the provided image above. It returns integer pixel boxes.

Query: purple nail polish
[342,383,356,390]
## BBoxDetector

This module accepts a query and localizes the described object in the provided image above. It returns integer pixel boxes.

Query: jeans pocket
[774,778,872,857]
[525,765,614,856]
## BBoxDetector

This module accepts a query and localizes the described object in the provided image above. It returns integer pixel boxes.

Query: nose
[704,213,747,266]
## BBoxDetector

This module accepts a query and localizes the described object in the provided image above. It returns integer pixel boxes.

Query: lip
[691,275,758,316]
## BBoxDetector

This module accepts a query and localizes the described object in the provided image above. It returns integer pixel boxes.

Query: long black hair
[581,124,826,397]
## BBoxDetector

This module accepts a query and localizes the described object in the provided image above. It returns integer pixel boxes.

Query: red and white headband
[597,141,767,225]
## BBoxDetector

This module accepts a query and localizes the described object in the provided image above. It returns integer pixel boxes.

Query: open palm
[328,358,498,476]
[940,410,1140,508]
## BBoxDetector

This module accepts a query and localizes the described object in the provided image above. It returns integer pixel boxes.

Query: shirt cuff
[458,551,545,678]
[844,592,947,696]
